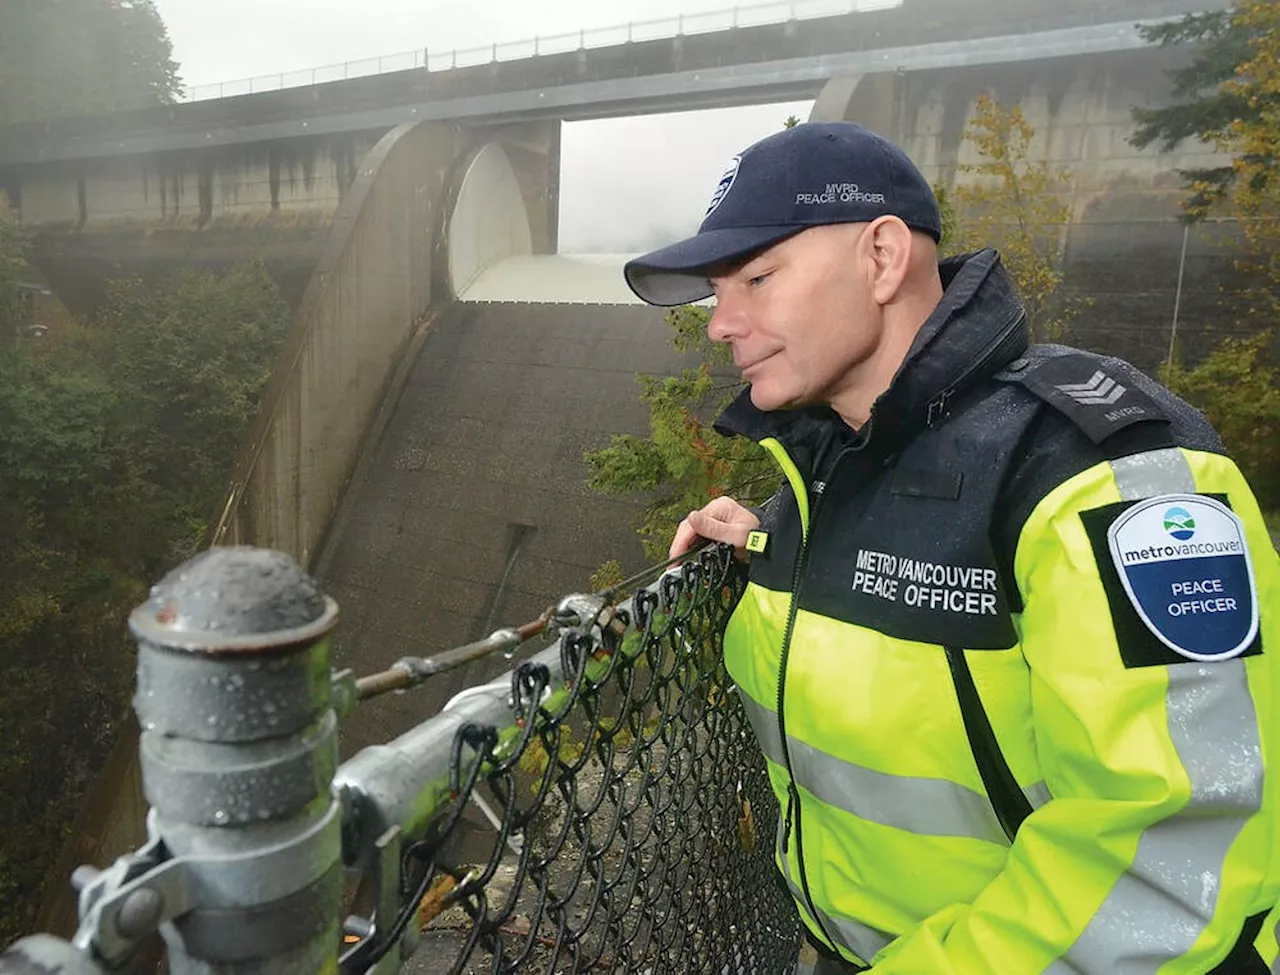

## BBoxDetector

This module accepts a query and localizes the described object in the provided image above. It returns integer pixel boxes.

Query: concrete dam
[16,0,1238,939]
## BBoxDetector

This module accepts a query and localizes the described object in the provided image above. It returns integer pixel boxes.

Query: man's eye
[748,271,771,287]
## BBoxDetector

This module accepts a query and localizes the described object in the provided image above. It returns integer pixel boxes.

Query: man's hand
[669,497,761,560]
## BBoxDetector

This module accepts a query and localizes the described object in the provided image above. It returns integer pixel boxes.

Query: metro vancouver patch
[1081,494,1261,667]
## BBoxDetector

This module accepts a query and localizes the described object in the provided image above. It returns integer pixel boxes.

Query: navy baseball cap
[624,122,942,306]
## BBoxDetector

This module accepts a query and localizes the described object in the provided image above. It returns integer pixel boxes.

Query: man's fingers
[670,499,761,560]
[688,508,751,548]
[668,518,703,560]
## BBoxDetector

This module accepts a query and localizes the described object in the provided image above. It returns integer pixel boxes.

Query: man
[623,122,1280,973]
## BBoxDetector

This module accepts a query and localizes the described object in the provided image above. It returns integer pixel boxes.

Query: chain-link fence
[363,547,800,975]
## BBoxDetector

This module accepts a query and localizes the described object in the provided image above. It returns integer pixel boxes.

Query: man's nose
[706,296,745,343]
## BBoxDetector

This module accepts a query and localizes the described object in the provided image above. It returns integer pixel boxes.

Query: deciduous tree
[952,94,1082,342]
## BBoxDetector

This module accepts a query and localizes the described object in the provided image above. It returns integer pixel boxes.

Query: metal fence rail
[181,0,900,101]
[0,544,799,973]
[176,0,1211,102]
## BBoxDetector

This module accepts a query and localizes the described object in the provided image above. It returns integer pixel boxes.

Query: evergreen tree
[0,260,288,942]
[1130,5,1275,215]
[0,0,182,124]
[1146,0,1279,513]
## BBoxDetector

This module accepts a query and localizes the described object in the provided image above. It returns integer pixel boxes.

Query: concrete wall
[316,303,695,763]
[208,120,458,566]
[15,134,378,313]
[448,143,534,297]
[17,137,369,229]
[209,117,558,568]
[812,50,1242,370]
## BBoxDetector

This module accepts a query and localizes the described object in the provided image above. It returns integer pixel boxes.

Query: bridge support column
[809,72,902,136]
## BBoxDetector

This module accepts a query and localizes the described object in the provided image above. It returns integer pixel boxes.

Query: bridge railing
[180,0,897,101]
[179,0,1208,103]
[0,543,799,974]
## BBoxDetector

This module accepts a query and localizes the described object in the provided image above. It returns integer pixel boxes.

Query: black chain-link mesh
[397,546,799,974]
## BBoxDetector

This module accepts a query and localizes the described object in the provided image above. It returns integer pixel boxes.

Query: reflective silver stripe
[1048,450,1264,972]
[789,737,1008,845]
[1109,446,1195,500]
[742,688,785,765]
[739,690,1009,844]
[1023,780,1053,810]
[775,814,895,966]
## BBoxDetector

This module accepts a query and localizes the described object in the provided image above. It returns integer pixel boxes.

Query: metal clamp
[71,799,342,966]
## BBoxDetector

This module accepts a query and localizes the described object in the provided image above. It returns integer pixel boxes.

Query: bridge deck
[0,0,1220,166]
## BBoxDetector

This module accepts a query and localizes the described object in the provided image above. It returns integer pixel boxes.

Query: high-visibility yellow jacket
[715,249,1280,973]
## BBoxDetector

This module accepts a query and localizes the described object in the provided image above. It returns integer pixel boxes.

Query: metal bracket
[70,799,343,967]
[72,837,195,966]
[554,593,606,630]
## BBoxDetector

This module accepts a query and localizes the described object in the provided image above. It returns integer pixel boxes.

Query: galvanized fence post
[128,547,343,973]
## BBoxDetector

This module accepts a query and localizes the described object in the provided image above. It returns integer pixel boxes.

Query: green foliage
[0,197,28,332]
[933,182,959,252]
[1130,7,1269,215]
[953,94,1085,342]
[588,559,626,593]
[91,266,289,560]
[1163,332,1280,511]
[0,0,182,124]
[585,311,777,563]
[0,259,288,942]
[1141,0,1279,507]
[1211,0,1280,325]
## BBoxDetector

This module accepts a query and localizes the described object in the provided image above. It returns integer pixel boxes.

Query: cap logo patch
[705,154,741,217]
[1106,494,1259,662]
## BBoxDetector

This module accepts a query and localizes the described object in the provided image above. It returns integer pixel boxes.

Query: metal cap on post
[128,547,342,974]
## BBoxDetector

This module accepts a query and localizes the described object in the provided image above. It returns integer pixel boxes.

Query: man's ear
[866,216,913,306]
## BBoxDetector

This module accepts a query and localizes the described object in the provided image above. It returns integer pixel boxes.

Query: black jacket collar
[714,249,1028,463]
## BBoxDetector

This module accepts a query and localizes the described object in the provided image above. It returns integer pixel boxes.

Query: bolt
[116,887,165,939]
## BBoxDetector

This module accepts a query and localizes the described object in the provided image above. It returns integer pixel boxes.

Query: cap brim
[624,226,802,306]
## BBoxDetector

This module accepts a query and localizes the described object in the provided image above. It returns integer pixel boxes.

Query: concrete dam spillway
[318,298,690,760]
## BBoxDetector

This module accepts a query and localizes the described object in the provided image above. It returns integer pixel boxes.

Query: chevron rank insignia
[1003,354,1167,445]
[1056,370,1126,405]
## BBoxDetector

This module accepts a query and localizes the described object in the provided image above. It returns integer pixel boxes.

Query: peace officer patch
[1105,495,1259,662]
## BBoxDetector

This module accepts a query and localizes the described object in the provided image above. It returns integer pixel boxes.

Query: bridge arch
[446,142,534,299]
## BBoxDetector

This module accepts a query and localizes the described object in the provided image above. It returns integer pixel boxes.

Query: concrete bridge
[26,0,1241,940]
[0,0,1220,315]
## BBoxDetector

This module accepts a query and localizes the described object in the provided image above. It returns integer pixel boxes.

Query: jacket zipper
[926,310,1026,426]
[767,439,836,954]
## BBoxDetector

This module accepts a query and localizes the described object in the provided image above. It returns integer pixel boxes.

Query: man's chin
[748,384,801,412]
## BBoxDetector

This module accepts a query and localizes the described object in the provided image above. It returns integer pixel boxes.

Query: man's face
[706,224,882,413]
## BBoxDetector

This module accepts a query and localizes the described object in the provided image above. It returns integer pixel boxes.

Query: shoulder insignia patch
[1081,495,1261,666]
[1000,353,1168,445]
